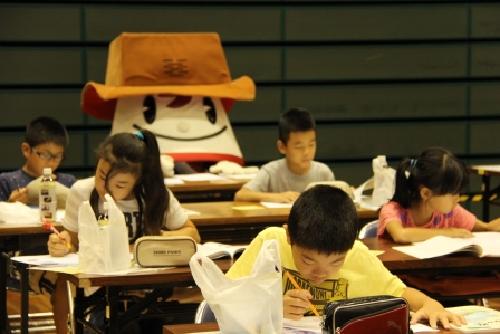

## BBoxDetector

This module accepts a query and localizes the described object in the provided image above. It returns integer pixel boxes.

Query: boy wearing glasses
[0,116,76,204]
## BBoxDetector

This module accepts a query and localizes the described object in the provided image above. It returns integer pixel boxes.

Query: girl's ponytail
[392,158,419,208]
[138,130,169,235]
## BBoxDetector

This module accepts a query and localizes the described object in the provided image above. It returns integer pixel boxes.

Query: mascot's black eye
[142,95,156,124]
[203,97,217,124]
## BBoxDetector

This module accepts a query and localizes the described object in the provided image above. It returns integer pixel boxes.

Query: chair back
[194,300,216,324]
[358,220,378,239]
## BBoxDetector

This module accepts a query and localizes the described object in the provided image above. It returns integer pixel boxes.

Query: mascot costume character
[81,33,255,170]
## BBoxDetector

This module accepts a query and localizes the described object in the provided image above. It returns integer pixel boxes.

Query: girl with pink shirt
[378,147,500,243]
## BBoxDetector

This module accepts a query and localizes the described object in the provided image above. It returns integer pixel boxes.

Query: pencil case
[322,295,410,334]
[134,236,196,267]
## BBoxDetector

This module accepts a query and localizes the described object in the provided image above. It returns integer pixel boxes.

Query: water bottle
[39,167,57,222]
[97,201,109,228]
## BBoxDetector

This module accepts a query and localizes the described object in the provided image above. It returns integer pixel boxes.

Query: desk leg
[0,253,9,334]
[106,287,119,334]
[73,288,85,334]
[19,263,29,334]
[482,174,491,221]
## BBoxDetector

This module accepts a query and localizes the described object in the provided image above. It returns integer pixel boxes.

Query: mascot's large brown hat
[82,32,255,120]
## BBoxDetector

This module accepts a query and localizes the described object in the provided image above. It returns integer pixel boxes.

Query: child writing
[48,130,200,256]
[378,147,500,243]
[227,186,465,328]
[235,107,334,203]
[0,116,76,203]
[46,130,200,333]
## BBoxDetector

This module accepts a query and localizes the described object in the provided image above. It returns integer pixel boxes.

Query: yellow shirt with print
[226,227,406,315]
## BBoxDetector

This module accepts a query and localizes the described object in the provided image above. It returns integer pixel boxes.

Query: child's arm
[385,219,473,243]
[234,187,299,203]
[8,187,28,203]
[403,287,466,329]
[162,219,201,243]
[473,218,500,231]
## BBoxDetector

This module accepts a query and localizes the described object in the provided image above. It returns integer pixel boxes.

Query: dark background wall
[1,0,499,216]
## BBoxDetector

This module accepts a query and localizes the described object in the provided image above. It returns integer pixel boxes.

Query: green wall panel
[0,90,82,126]
[286,45,467,80]
[225,47,282,81]
[0,4,81,41]
[0,48,82,84]
[231,87,282,123]
[470,121,500,154]
[84,5,281,42]
[471,44,500,77]
[470,83,500,116]
[317,123,466,159]
[285,84,466,119]
[471,4,500,38]
[286,5,466,40]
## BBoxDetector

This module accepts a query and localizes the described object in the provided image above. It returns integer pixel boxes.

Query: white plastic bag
[355,155,395,210]
[78,194,130,273]
[372,155,396,207]
[190,239,282,334]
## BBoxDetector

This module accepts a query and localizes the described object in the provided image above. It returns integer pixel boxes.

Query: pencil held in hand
[285,271,320,316]
[42,220,71,250]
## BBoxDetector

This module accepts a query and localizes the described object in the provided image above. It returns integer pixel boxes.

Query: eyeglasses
[33,150,64,162]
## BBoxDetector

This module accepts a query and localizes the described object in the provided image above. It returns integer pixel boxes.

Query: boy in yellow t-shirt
[227,186,466,329]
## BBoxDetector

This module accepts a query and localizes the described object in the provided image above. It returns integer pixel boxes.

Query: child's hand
[283,289,312,320]
[444,228,473,238]
[271,191,300,203]
[47,230,71,257]
[486,218,500,231]
[8,188,28,203]
[411,299,466,329]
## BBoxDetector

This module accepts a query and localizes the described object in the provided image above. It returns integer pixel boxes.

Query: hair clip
[405,159,417,180]
[133,130,144,141]
[410,159,417,170]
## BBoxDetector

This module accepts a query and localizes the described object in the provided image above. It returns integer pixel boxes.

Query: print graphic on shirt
[283,268,348,315]
[123,211,141,241]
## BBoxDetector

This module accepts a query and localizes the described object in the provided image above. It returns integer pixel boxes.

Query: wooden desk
[0,223,54,334]
[185,201,377,244]
[162,322,468,334]
[469,164,500,221]
[168,179,246,202]
[363,237,500,274]
[58,259,232,334]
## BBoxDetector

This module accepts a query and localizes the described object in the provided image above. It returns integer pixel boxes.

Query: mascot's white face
[111,95,242,163]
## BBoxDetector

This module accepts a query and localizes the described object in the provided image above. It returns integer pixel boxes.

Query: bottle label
[39,181,57,221]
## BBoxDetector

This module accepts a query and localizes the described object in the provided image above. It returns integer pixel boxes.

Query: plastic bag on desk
[355,155,395,210]
[372,155,395,207]
[190,239,282,334]
[78,194,130,273]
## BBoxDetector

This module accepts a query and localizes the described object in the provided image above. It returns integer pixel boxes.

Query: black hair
[392,147,468,209]
[90,130,168,236]
[288,185,358,254]
[278,107,316,144]
[25,116,69,148]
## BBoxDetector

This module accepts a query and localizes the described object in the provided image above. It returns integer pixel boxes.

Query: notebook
[393,232,500,259]
[197,242,247,260]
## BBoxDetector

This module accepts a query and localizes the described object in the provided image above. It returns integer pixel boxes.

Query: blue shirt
[0,169,76,202]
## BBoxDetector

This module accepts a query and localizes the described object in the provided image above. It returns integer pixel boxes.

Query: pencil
[285,271,320,316]
[42,220,71,251]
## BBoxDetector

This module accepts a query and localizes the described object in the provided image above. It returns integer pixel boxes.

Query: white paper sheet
[260,201,293,209]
